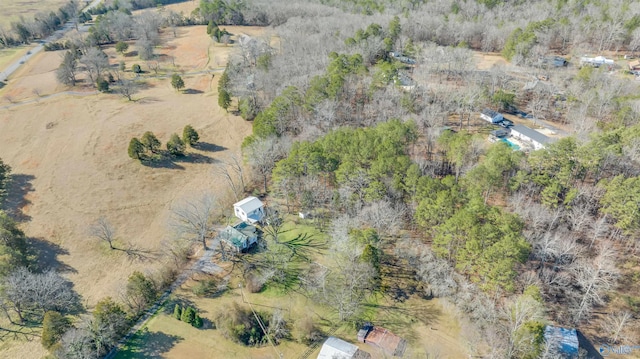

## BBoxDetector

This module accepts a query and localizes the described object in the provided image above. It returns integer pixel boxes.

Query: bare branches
[212,154,245,201]
[170,194,217,251]
[3,267,81,323]
[89,217,116,250]
[570,243,619,324]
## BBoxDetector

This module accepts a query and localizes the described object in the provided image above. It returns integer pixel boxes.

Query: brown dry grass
[474,52,509,70]
[0,0,70,28]
[0,24,256,359]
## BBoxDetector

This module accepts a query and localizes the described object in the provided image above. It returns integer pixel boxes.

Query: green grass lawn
[115,217,470,358]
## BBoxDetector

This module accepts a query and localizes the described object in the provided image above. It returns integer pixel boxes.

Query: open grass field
[0,24,262,358]
[0,0,71,29]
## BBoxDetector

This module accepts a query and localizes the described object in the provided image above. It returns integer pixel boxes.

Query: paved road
[0,0,102,82]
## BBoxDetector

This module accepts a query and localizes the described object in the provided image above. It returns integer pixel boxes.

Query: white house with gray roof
[510,124,553,150]
[233,196,265,224]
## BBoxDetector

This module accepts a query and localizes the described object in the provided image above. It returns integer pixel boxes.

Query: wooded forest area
[2,0,640,357]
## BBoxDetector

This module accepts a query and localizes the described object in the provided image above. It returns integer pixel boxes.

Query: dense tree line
[220,0,640,354]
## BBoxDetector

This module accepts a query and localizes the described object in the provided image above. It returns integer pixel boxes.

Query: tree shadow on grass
[140,152,214,169]
[115,242,160,263]
[136,97,162,104]
[121,329,183,358]
[193,142,226,153]
[141,158,185,170]
[28,237,77,274]
[2,173,35,222]
[361,300,442,343]
[182,89,203,94]
[173,153,215,164]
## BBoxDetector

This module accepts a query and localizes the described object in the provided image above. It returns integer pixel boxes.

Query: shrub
[94,297,129,337]
[171,73,185,92]
[166,133,185,156]
[132,64,142,73]
[238,97,257,120]
[128,138,144,160]
[192,277,218,297]
[97,78,109,92]
[173,304,182,320]
[141,131,161,153]
[215,303,268,346]
[181,306,196,324]
[42,311,71,349]
[115,41,129,55]
[125,271,157,316]
[182,125,199,146]
[193,314,203,328]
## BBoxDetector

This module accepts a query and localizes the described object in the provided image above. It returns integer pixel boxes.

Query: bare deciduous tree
[3,267,80,322]
[570,244,619,324]
[245,135,290,194]
[212,154,245,201]
[170,194,217,251]
[89,217,116,250]
[601,311,633,344]
[80,47,109,85]
[117,79,138,101]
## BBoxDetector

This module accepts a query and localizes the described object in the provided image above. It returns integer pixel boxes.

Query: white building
[233,196,265,224]
[318,337,371,359]
[510,124,553,150]
[480,108,504,124]
[580,55,614,67]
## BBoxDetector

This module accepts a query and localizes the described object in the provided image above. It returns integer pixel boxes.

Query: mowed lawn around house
[114,216,472,359]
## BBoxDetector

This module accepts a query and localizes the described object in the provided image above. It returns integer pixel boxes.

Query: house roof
[544,326,579,356]
[481,108,500,118]
[362,326,407,357]
[491,129,509,137]
[511,124,551,145]
[318,337,361,359]
[220,223,258,248]
[233,196,264,213]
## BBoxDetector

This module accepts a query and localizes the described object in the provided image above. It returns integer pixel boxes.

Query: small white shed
[233,196,265,224]
[318,337,371,359]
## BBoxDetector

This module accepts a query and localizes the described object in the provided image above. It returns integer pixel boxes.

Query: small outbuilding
[219,222,260,252]
[510,124,553,150]
[580,55,614,68]
[357,323,407,357]
[233,196,265,224]
[544,326,579,358]
[491,128,509,138]
[318,337,371,359]
[480,109,504,124]
[629,60,640,71]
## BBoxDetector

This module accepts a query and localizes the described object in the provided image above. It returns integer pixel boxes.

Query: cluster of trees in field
[206,0,640,355]
[128,125,199,160]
